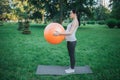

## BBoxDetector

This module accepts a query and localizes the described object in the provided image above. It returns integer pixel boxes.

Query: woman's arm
[57,21,78,36]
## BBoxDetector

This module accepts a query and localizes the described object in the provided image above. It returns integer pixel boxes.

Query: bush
[106,19,117,28]
[117,20,120,28]
[87,21,95,24]
[97,21,105,25]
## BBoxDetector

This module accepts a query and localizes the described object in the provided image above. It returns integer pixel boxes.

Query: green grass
[0,23,120,80]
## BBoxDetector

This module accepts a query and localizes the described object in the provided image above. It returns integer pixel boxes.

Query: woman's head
[70,9,80,26]
[70,10,77,19]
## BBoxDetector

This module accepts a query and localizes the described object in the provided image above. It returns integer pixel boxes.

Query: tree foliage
[1,0,97,23]
[0,0,11,20]
[93,5,110,20]
[28,0,95,24]
[110,0,120,20]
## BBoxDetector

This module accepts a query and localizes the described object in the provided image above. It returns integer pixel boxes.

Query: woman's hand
[53,31,60,36]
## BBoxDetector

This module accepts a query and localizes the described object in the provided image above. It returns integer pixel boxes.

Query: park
[0,0,120,80]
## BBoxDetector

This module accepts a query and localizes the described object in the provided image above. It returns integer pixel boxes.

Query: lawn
[0,22,120,80]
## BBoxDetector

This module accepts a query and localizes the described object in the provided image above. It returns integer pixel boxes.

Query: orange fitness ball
[44,23,65,44]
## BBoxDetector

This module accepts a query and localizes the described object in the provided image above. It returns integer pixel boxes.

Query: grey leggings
[67,41,76,69]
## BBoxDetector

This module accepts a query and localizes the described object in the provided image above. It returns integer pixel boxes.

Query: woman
[54,10,79,73]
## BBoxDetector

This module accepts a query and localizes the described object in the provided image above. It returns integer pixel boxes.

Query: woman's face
[70,11,75,19]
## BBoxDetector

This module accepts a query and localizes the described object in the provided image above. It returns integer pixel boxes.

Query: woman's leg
[67,41,76,69]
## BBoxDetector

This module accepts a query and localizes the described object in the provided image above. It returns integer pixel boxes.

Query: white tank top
[65,23,78,41]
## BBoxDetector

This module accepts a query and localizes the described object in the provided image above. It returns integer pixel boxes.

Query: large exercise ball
[44,23,65,44]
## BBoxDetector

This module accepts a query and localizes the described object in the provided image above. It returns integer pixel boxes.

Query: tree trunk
[59,0,63,24]
[42,14,44,24]
[22,19,31,34]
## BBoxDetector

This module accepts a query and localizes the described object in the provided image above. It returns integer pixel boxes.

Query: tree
[93,5,110,20]
[28,0,46,23]
[28,0,95,24]
[68,0,96,25]
[0,0,11,20]
[110,0,120,20]
[2,0,96,24]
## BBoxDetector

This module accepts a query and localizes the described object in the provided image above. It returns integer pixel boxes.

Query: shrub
[87,21,95,24]
[106,19,117,28]
[97,21,105,25]
[117,20,120,28]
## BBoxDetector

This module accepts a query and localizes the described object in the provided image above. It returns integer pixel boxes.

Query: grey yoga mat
[36,65,93,75]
